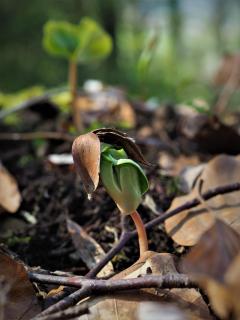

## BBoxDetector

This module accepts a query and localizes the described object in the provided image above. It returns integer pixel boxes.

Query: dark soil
[0,103,197,275]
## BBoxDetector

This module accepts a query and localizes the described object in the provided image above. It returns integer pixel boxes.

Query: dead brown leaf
[0,164,21,213]
[0,247,41,320]
[181,220,240,319]
[158,153,201,178]
[75,87,136,128]
[165,154,240,246]
[67,219,114,277]
[181,219,240,281]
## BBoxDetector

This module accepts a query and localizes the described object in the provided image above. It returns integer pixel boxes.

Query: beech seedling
[72,128,149,258]
[43,18,112,129]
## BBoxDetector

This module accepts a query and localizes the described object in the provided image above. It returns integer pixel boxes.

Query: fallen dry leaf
[0,164,21,213]
[158,152,201,178]
[78,252,210,320]
[181,219,240,319]
[0,247,41,320]
[165,154,240,246]
[67,219,114,277]
[181,219,240,281]
[75,86,136,128]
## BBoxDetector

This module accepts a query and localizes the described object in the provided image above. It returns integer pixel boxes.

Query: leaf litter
[1,84,240,320]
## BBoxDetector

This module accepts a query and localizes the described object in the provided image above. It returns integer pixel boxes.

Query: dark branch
[29,272,195,291]
[34,303,89,320]
[31,273,195,318]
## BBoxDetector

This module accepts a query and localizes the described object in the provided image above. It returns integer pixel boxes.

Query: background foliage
[0,0,239,102]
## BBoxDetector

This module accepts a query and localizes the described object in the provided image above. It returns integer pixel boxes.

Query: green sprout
[43,17,112,129]
[100,145,148,214]
[72,129,149,258]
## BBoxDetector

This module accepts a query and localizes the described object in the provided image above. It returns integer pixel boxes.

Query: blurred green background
[0,0,239,103]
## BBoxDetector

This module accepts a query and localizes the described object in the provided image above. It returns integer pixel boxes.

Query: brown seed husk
[72,132,101,195]
[93,128,150,166]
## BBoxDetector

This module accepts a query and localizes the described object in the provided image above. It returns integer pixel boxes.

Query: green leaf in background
[75,17,112,63]
[43,21,80,60]
[137,30,160,81]
[43,17,112,64]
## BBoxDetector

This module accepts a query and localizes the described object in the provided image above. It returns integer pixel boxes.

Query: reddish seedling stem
[130,210,148,257]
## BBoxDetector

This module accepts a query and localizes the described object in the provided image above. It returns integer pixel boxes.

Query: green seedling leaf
[75,17,112,63]
[100,146,148,214]
[43,17,112,63]
[43,20,80,60]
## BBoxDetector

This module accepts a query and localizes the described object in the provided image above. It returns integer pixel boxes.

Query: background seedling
[43,17,112,130]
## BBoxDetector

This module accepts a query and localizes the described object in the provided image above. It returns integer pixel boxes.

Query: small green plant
[43,17,112,129]
[72,128,150,258]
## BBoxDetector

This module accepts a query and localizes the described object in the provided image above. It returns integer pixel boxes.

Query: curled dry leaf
[72,132,101,195]
[78,252,210,320]
[0,164,21,213]
[0,247,41,320]
[181,220,240,319]
[93,128,150,166]
[67,219,114,277]
[165,154,240,246]
[181,219,240,282]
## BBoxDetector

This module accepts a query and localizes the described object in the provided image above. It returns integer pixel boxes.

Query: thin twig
[86,231,131,278]
[34,303,89,320]
[35,286,91,317]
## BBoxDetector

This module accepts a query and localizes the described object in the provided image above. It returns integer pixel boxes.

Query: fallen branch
[31,273,195,317]
[30,272,195,290]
